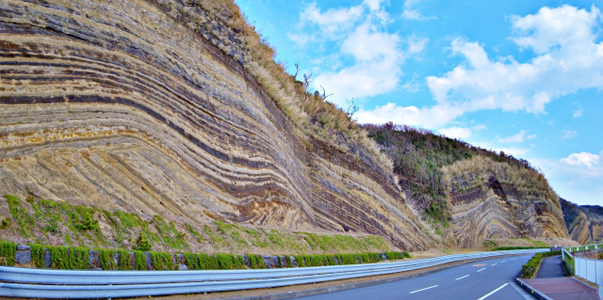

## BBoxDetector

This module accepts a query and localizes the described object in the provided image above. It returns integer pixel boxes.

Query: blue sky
[235,0,603,206]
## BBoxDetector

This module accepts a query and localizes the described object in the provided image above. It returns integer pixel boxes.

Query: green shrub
[247,254,265,269]
[133,251,147,270]
[0,240,16,266]
[216,253,245,269]
[30,244,46,268]
[134,233,152,251]
[521,250,561,278]
[98,249,117,270]
[403,250,412,258]
[119,250,131,270]
[339,253,357,265]
[385,251,403,260]
[149,251,174,270]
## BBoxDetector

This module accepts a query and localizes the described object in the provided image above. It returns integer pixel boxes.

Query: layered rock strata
[561,198,603,245]
[0,0,430,250]
[446,161,568,248]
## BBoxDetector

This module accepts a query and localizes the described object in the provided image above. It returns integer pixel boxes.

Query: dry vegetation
[364,123,558,231]
[149,0,391,170]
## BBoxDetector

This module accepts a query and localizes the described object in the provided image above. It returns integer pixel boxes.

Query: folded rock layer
[0,0,430,250]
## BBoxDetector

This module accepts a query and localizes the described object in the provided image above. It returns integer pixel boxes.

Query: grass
[9,239,407,271]
[521,250,561,278]
[2,194,400,256]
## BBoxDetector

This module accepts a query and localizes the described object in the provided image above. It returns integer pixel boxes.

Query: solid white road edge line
[477,268,486,272]
[476,283,509,300]
[409,285,439,294]
[455,275,470,280]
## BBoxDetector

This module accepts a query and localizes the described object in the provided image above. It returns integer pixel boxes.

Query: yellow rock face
[0,0,430,250]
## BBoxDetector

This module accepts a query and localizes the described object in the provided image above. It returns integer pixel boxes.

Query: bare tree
[303,71,313,87]
[346,99,359,117]
[320,85,333,100]
[293,62,300,79]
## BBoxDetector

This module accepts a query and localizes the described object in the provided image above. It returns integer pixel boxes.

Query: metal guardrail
[0,249,548,299]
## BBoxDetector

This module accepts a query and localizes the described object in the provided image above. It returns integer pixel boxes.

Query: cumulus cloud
[355,103,463,128]
[497,130,537,143]
[438,127,473,140]
[561,152,600,168]
[573,107,583,117]
[292,1,428,105]
[402,0,435,20]
[421,5,603,122]
[562,130,578,139]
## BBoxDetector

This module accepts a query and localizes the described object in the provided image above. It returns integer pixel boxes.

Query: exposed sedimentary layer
[561,198,603,244]
[0,0,430,250]
[445,158,568,248]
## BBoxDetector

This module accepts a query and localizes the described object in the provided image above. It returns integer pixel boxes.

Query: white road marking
[455,275,470,280]
[501,260,506,263]
[510,258,517,261]
[491,263,497,266]
[409,285,438,294]
[476,283,509,300]
[477,268,486,272]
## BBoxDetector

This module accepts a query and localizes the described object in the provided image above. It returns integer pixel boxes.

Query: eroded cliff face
[0,0,430,250]
[365,125,570,249]
[448,172,568,248]
[561,198,603,245]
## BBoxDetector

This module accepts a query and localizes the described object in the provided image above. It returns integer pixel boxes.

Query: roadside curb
[226,254,525,300]
[515,278,554,300]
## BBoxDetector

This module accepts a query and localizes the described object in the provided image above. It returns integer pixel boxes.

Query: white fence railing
[562,244,603,286]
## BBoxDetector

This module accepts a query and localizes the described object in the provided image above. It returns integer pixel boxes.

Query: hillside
[560,198,603,244]
[0,0,431,251]
[364,123,570,248]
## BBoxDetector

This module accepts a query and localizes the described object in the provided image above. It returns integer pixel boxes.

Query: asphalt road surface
[298,255,538,300]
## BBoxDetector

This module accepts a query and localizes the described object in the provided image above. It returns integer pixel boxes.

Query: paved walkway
[522,256,600,300]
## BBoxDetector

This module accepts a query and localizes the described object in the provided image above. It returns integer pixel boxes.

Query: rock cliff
[365,124,569,248]
[0,0,430,250]
[561,198,603,244]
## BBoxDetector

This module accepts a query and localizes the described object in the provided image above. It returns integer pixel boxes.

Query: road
[298,255,537,300]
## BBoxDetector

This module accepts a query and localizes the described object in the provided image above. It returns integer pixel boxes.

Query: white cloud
[497,130,537,143]
[423,5,603,124]
[562,130,578,139]
[573,107,583,117]
[295,2,428,105]
[300,3,364,36]
[561,152,600,168]
[402,0,435,20]
[402,75,421,93]
[438,127,473,140]
[355,103,463,128]
[532,151,603,204]
[472,124,488,131]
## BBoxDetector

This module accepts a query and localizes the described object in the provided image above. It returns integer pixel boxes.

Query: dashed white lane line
[409,285,438,294]
[476,283,509,300]
[455,275,470,280]
[510,258,517,261]
[477,268,486,272]
[501,260,506,263]
[491,263,498,266]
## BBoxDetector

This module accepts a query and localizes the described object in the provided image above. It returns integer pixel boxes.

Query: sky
[235,0,603,206]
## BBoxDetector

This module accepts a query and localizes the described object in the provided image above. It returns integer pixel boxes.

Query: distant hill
[560,198,603,244]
